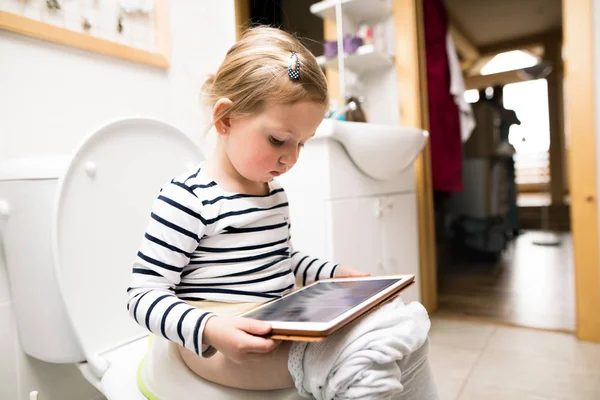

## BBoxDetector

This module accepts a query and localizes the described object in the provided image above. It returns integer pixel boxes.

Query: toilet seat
[99,336,150,400]
[51,118,204,384]
[140,336,302,400]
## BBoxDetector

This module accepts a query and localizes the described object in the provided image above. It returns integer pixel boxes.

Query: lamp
[517,60,553,80]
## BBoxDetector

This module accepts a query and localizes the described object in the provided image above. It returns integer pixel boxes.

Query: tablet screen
[243,278,401,323]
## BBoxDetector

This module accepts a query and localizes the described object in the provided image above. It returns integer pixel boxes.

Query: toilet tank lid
[0,156,70,181]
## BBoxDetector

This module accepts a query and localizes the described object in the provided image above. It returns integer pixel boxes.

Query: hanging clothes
[423,0,463,192]
[490,86,521,234]
[446,31,476,143]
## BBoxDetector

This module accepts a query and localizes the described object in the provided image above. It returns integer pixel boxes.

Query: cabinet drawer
[326,196,386,276]
[326,193,421,302]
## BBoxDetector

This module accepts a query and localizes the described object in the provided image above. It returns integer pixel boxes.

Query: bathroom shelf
[310,0,392,25]
[316,44,394,74]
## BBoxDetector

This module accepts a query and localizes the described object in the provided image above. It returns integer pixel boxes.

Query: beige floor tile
[428,342,481,400]
[459,380,562,400]
[486,326,600,370]
[429,317,496,351]
[434,376,464,400]
[428,343,481,382]
[467,349,600,399]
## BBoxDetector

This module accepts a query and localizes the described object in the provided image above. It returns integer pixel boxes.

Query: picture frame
[0,0,169,69]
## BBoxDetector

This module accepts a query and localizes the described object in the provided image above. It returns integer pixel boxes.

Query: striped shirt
[126,165,338,356]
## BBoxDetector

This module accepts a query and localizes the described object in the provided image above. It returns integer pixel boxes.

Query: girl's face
[221,101,326,184]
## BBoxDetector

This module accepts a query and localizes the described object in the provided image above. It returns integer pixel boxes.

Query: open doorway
[236,0,324,56]
[434,0,575,332]
[232,0,600,341]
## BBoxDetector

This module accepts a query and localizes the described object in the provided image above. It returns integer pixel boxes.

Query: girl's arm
[126,180,216,356]
[289,247,338,286]
[287,228,369,286]
[127,180,278,360]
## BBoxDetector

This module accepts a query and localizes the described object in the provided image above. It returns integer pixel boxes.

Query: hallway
[436,231,575,332]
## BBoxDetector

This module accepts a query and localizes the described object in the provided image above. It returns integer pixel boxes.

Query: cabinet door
[381,194,421,302]
[326,197,385,276]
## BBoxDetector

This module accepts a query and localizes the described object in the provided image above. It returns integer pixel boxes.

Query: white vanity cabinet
[280,132,423,302]
[380,193,420,302]
[326,193,420,302]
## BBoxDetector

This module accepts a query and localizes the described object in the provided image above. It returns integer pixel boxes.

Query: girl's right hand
[202,315,282,364]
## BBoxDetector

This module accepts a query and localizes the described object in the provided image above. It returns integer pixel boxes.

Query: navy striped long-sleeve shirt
[126,165,338,357]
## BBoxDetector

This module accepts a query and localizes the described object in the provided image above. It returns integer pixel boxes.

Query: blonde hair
[202,26,329,126]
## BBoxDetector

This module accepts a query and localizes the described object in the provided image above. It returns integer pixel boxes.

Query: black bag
[453,215,509,262]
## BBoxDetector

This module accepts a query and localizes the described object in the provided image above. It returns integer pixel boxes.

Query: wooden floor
[436,231,575,332]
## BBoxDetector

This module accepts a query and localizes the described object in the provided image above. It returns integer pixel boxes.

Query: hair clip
[288,52,300,81]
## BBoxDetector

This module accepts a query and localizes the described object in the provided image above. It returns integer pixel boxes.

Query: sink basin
[314,119,428,181]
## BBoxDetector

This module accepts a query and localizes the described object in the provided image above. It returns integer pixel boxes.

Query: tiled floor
[428,317,600,400]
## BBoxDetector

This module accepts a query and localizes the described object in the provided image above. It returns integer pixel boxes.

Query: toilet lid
[52,118,204,371]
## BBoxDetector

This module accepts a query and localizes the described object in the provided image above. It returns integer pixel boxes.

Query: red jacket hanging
[423,0,463,192]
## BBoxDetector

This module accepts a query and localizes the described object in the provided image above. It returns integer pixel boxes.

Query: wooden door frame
[564,0,600,342]
[234,0,250,40]
[392,0,437,312]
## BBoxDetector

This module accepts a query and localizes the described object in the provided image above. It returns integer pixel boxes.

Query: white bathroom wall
[0,1,236,399]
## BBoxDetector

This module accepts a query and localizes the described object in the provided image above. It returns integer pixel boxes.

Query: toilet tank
[0,157,85,363]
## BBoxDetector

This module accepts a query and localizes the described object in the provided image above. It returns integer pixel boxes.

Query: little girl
[127,26,435,397]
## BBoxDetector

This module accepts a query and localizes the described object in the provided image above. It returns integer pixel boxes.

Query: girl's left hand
[334,265,371,278]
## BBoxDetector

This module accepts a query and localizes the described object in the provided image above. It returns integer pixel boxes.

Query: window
[464,89,479,104]
[503,79,550,190]
[504,79,549,155]
[480,50,539,76]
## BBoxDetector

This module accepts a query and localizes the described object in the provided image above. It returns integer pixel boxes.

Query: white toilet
[0,118,300,399]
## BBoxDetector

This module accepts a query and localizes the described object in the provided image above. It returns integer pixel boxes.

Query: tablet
[238,275,414,339]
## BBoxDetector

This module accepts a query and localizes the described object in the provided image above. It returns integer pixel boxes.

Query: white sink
[314,119,428,181]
